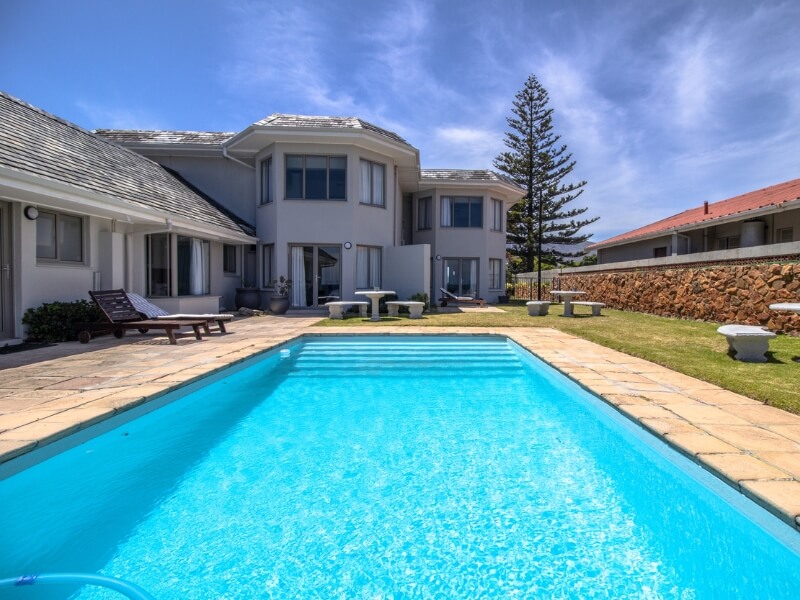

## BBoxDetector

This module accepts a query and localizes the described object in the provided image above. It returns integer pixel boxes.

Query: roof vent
[703,201,709,215]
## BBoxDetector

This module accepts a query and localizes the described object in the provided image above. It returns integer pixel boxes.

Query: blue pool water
[1,335,799,599]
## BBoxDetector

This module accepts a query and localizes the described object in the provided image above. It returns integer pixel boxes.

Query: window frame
[441,196,483,228]
[491,198,503,231]
[146,233,211,297]
[489,258,502,290]
[285,154,347,201]
[223,244,238,275]
[35,209,86,264]
[260,156,273,205]
[417,196,432,230]
[356,245,382,289]
[777,227,793,243]
[263,243,275,288]
[359,159,386,207]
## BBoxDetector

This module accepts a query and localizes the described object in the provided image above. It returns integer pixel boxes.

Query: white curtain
[469,259,478,297]
[441,197,452,227]
[356,246,369,288]
[291,246,306,306]
[190,239,208,295]
[360,160,371,204]
[369,247,381,288]
[373,164,384,206]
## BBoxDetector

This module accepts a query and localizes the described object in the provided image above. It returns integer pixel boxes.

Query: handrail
[0,573,156,600]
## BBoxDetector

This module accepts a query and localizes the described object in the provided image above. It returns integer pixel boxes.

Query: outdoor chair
[85,289,207,345]
[126,292,233,333]
[439,288,486,308]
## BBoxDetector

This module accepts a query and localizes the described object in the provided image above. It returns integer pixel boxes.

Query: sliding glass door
[444,258,478,297]
[289,245,341,307]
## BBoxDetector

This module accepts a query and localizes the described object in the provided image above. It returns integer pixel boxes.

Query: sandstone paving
[0,321,798,530]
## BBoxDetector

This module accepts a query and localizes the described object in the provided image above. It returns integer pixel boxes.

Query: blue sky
[2,0,798,241]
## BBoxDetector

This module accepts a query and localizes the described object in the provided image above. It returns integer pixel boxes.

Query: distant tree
[494,75,598,298]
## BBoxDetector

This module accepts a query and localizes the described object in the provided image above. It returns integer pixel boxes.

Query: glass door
[0,202,13,340]
[444,258,478,297]
[289,245,341,308]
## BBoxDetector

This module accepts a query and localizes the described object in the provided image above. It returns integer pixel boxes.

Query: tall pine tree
[494,75,597,298]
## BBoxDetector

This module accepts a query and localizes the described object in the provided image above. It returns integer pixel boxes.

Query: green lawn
[318,301,800,415]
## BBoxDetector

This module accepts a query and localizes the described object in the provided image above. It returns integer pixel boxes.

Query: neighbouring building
[0,92,523,344]
[587,178,800,265]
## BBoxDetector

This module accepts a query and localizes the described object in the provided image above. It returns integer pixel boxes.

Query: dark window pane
[286,156,303,198]
[36,212,57,259]
[329,157,346,199]
[59,214,83,262]
[470,199,483,228]
[453,199,470,227]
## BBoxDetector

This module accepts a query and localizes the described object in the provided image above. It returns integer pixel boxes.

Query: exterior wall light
[344,242,352,249]
[24,206,39,220]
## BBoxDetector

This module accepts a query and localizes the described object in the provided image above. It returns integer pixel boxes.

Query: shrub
[22,300,102,342]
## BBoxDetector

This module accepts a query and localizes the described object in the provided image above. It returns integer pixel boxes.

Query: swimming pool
[1,335,799,598]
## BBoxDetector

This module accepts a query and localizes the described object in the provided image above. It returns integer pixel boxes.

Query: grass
[318,301,800,415]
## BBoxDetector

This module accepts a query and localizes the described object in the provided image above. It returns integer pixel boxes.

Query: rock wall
[558,262,800,334]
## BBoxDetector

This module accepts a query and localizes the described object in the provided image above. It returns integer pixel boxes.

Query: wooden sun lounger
[86,290,206,344]
[439,288,486,307]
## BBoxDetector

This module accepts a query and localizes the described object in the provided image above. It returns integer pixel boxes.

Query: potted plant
[235,279,262,310]
[269,276,292,315]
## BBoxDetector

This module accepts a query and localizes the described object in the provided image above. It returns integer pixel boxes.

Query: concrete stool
[526,301,551,316]
[717,324,776,363]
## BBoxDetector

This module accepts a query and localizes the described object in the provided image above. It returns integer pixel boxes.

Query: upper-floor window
[36,210,84,263]
[223,244,238,274]
[491,198,503,231]
[260,157,273,205]
[418,196,432,230]
[360,160,385,206]
[777,227,793,243]
[716,235,740,250]
[441,196,483,228]
[286,155,346,200]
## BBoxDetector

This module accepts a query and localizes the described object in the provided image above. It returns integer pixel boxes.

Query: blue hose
[0,573,156,599]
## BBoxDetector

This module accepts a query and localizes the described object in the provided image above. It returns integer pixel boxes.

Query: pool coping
[1,319,798,533]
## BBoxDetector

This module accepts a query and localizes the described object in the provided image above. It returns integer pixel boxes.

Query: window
[444,258,479,297]
[36,210,83,262]
[716,236,740,250]
[491,199,503,231]
[356,246,382,289]
[360,159,385,206]
[441,196,483,228]
[777,227,793,243]
[489,258,502,289]
[418,196,432,230]
[146,234,209,297]
[260,157,272,204]
[286,155,346,200]
[263,244,274,286]
[223,245,238,274]
[653,247,667,258]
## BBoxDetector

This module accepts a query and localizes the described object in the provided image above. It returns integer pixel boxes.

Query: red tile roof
[588,178,800,250]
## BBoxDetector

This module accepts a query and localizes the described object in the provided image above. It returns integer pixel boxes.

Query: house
[0,92,523,343]
[0,92,257,344]
[588,178,800,265]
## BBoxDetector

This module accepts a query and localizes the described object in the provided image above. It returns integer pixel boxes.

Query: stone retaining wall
[557,262,800,334]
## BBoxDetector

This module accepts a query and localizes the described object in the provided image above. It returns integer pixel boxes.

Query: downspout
[222,145,255,170]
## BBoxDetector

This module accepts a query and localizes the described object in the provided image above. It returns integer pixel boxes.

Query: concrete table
[550,290,587,317]
[355,290,396,321]
[769,303,800,316]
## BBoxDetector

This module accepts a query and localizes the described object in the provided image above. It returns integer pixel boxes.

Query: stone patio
[1,316,798,532]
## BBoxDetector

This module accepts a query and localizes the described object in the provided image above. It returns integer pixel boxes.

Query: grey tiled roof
[0,92,253,236]
[254,113,411,146]
[94,129,235,145]
[421,169,519,187]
